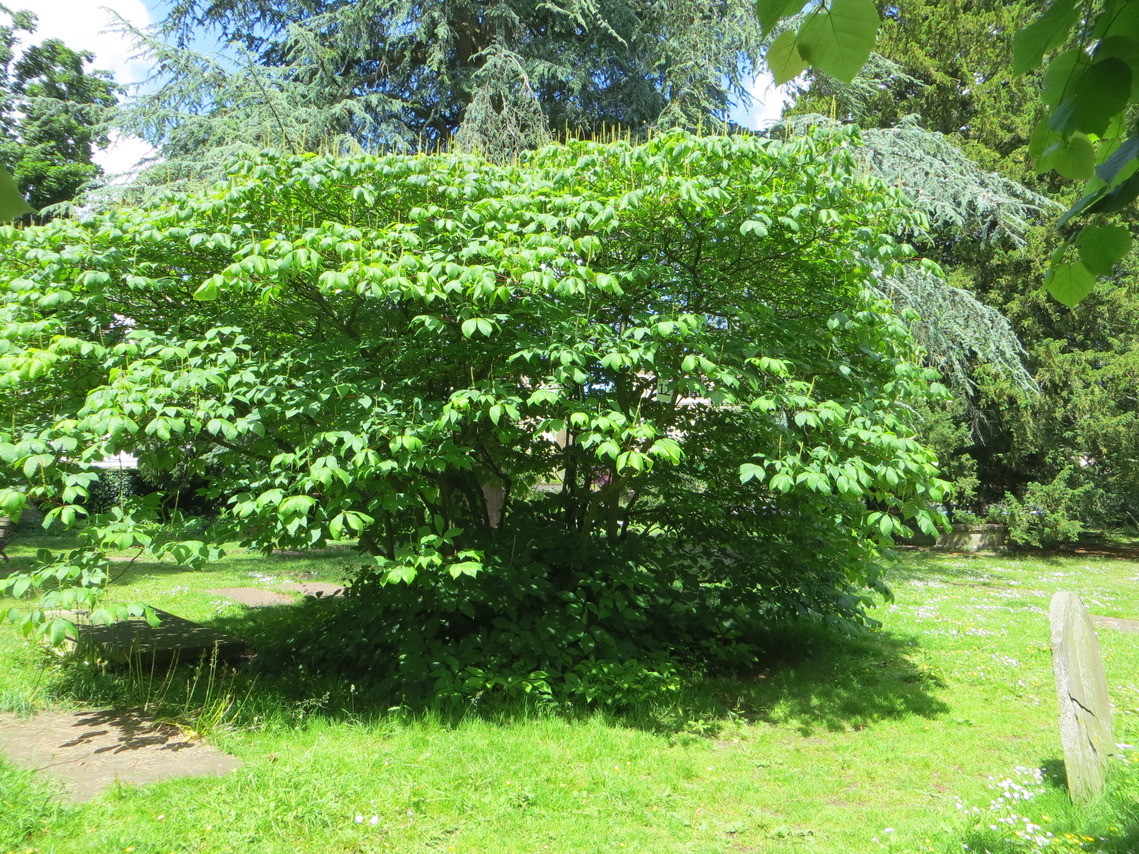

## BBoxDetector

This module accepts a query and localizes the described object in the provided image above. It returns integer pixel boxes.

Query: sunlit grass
[3,542,1139,851]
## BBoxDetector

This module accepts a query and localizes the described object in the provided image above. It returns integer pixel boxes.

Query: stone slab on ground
[1050,591,1116,802]
[1091,615,1139,634]
[900,524,1007,552]
[208,587,296,608]
[276,581,345,598]
[0,709,241,802]
[65,608,247,666]
[937,524,1007,552]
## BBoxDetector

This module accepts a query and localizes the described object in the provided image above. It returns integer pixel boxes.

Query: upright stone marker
[1050,591,1115,801]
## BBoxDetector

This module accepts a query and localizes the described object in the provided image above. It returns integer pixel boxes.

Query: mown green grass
[4,538,1139,853]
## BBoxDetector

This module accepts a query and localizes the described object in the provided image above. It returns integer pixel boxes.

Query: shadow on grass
[64,598,953,740]
[681,626,950,737]
[0,536,359,581]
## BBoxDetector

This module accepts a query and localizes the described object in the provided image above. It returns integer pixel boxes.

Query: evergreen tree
[758,0,1139,305]
[786,0,1139,532]
[0,6,118,214]
[795,1,1039,162]
[121,0,763,175]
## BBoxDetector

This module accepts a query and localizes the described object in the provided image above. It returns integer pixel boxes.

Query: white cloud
[94,130,156,181]
[23,0,154,85]
[740,71,790,131]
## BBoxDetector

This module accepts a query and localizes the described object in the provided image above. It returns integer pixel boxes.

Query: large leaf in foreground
[0,166,33,221]
[796,0,879,83]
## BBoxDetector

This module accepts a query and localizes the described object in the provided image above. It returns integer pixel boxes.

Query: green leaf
[1012,0,1079,74]
[1042,49,1084,108]
[756,0,806,36]
[796,0,879,83]
[1060,170,1139,226]
[1088,171,1139,215]
[1096,134,1139,185]
[384,564,417,585]
[279,495,315,518]
[22,454,53,478]
[461,317,493,338]
[596,440,620,460]
[616,451,644,474]
[1049,57,1132,136]
[769,472,794,493]
[740,219,769,237]
[1037,132,1096,180]
[193,276,222,301]
[0,166,34,221]
[0,489,26,518]
[767,30,808,85]
[48,618,69,645]
[1094,36,1139,99]
[448,560,481,579]
[1045,262,1097,307]
[739,463,766,484]
[1076,224,1133,276]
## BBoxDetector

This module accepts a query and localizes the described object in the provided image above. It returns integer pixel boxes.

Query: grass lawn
[4,535,1139,853]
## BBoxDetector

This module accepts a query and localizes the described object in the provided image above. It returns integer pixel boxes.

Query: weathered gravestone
[1050,591,1115,801]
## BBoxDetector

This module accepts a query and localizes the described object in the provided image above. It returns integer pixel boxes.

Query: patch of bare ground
[0,708,241,801]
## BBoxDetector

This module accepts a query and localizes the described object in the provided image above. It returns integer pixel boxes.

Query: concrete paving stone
[0,709,242,802]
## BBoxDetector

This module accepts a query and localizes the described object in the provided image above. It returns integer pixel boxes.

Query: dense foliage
[0,132,949,701]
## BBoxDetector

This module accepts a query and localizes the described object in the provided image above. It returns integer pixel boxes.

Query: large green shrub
[994,466,1099,547]
[0,131,948,699]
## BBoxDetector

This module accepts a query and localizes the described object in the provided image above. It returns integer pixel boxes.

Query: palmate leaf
[796,0,879,83]
[0,166,33,221]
